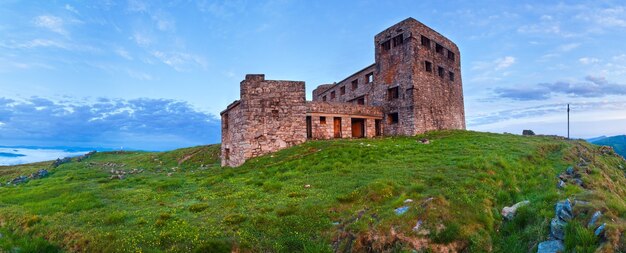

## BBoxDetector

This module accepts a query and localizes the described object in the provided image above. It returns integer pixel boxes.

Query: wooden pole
[567,104,570,139]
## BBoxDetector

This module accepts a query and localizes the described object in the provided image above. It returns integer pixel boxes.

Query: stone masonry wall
[221,74,307,167]
[307,101,383,139]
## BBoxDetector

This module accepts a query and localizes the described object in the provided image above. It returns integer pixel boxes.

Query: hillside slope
[593,135,626,158]
[0,131,625,252]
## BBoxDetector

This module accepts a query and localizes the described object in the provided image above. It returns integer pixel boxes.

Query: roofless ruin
[221,18,465,167]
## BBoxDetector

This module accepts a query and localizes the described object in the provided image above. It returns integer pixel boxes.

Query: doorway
[333,117,342,138]
[375,119,382,136]
[351,118,365,138]
[306,116,312,139]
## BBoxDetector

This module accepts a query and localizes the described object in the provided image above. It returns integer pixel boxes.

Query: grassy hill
[592,135,626,158]
[0,130,625,252]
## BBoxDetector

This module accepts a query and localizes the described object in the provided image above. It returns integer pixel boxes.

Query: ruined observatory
[221,18,465,167]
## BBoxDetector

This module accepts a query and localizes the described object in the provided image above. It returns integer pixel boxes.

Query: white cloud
[115,48,133,60]
[152,11,175,32]
[65,4,79,14]
[558,43,580,52]
[151,51,207,71]
[579,57,600,64]
[495,56,516,70]
[128,0,148,13]
[131,32,151,46]
[33,15,67,35]
[1,39,98,53]
[127,69,153,80]
[576,7,626,28]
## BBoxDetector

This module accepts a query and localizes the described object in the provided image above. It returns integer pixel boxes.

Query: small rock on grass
[404,199,413,203]
[555,199,573,221]
[557,180,566,188]
[588,211,602,228]
[537,240,564,253]
[501,200,530,220]
[566,166,575,175]
[595,223,606,237]
[550,218,566,240]
[412,220,423,232]
[394,206,409,215]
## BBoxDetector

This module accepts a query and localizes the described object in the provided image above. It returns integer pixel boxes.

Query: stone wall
[220,74,307,167]
[306,101,383,139]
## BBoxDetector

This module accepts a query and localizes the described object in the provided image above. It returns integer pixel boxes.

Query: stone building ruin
[220,18,465,167]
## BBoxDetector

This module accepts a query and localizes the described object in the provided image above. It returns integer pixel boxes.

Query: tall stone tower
[372,18,465,135]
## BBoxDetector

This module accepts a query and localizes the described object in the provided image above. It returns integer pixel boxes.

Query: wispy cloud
[151,51,207,71]
[131,32,152,47]
[126,69,152,80]
[127,0,149,13]
[65,4,79,14]
[0,39,98,53]
[470,56,516,82]
[495,56,516,70]
[579,57,599,64]
[558,43,580,52]
[33,15,67,35]
[115,48,133,60]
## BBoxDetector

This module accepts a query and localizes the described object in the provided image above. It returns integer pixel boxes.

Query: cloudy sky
[1,0,626,150]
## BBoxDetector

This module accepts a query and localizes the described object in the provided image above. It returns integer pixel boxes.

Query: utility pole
[567,104,570,140]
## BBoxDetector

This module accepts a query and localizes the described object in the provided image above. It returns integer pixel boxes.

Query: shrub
[564,221,598,253]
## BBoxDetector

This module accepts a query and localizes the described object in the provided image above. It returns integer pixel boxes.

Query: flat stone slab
[537,240,564,253]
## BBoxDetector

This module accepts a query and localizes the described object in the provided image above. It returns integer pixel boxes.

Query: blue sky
[1,0,626,150]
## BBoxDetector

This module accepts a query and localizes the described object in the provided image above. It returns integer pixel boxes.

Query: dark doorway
[333,117,342,138]
[375,119,382,136]
[351,118,365,138]
[306,116,312,139]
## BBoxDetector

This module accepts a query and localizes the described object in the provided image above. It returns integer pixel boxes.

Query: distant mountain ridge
[590,135,626,157]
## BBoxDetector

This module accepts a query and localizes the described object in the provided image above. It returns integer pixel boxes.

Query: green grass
[0,130,625,252]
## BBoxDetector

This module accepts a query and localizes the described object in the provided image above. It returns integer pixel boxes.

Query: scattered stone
[404,199,414,204]
[412,220,423,232]
[52,157,72,167]
[555,199,573,221]
[304,184,311,188]
[76,151,97,162]
[332,222,340,226]
[522,129,535,136]
[10,176,29,185]
[588,211,602,228]
[550,217,567,240]
[599,146,614,156]
[537,240,564,253]
[418,138,430,144]
[572,178,584,187]
[557,180,566,189]
[594,223,606,237]
[29,169,49,179]
[566,166,575,175]
[501,200,530,220]
[109,174,124,180]
[394,206,409,215]
[167,173,173,177]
